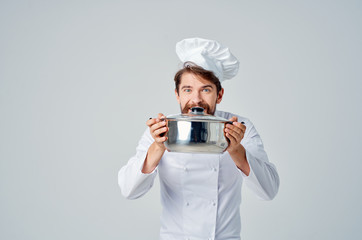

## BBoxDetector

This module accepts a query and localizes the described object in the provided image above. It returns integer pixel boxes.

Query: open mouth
[188,106,207,112]
[182,103,211,114]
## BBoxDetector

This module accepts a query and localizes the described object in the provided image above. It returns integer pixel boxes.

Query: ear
[216,88,224,104]
[175,89,180,104]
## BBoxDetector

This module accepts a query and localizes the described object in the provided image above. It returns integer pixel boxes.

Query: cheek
[204,95,217,105]
[178,95,190,105]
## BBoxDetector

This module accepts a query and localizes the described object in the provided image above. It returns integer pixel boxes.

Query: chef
[118,37,280,240]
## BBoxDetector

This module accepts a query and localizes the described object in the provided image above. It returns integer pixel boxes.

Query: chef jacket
[118,110,280,240]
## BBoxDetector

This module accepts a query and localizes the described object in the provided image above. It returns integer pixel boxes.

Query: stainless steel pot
[164,107,231,154]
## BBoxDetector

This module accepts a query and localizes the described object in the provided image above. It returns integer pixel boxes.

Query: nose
[190,91,202,104]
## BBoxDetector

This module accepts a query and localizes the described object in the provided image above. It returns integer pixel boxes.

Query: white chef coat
[118,110,279,240]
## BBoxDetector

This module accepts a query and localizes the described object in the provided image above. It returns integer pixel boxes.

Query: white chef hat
[176,37,239,82]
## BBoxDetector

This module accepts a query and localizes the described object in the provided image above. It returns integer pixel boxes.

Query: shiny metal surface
[164,119,229,153]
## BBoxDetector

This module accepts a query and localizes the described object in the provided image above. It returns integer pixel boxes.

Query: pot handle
[226,121,245,125]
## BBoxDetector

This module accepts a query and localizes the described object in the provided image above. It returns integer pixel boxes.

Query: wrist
[227,143,243,155]
[153,141,166,151]
[142,142,165,173]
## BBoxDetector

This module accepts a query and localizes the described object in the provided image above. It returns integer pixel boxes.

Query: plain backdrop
[1,0,361,239]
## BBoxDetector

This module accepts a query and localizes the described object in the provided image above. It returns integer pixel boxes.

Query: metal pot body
[164,119,229,154]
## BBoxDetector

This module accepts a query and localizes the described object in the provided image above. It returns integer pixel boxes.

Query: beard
[180,101,216,115]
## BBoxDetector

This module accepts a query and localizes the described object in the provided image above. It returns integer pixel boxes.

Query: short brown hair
[174,62,222,94]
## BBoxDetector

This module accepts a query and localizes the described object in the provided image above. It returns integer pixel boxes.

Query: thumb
[229,116,238,122]
[158,113,166,119]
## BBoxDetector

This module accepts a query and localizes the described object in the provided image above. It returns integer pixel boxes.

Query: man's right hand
[142,114,168,174]
[146,113,168,150]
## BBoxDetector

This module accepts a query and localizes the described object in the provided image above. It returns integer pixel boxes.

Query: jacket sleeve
[118,128,158,199]
[240,120,280,200]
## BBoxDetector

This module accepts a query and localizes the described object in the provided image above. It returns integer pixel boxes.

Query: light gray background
[1,0,361,239]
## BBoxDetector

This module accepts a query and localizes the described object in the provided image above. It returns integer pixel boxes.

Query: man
[118,38,279,240]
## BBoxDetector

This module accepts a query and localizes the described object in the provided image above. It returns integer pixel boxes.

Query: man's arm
[225,116,279,200]
[118,113,168,199]
[227,144,250,176]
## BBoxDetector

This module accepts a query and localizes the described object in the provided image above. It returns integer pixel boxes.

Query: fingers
[147,113,168,142]
[150,120,166,132]
[226,122,246,135]
[225,127,241,142]
[225,131,238,145]
[154,132,168,143]
[150,121,167,137]
[152,123,168,142]
[154,125,168,137]
[225,117,246,145]
[147,113,166,126]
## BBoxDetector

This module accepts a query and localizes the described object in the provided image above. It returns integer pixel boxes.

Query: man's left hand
[225,116,246,153]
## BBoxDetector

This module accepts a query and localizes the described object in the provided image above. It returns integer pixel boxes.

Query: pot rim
[166,107,230,123]
[166,117,231,123]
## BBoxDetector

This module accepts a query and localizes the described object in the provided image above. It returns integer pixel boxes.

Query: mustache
[182,102,211,114]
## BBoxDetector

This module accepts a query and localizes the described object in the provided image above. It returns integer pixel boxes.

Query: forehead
[180,72,215,87]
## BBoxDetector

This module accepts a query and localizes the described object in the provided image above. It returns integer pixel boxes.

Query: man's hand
[142,113,168,173]
[224,116,250,175]
[146,113,168,151]
[225,116,246,153]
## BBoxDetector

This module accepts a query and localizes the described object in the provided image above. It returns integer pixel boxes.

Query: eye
[202,88,211,92]
[184,89,191,93]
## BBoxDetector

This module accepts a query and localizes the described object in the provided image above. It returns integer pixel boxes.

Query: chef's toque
[176,37,239,82]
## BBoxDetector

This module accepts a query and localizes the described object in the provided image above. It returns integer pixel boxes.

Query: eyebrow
[181,85,214,89]
[201,85,214,89]
[181,85,192,89]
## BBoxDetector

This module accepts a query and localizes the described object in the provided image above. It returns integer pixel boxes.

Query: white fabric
[118,110,279,240]
[176,38,240,82]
